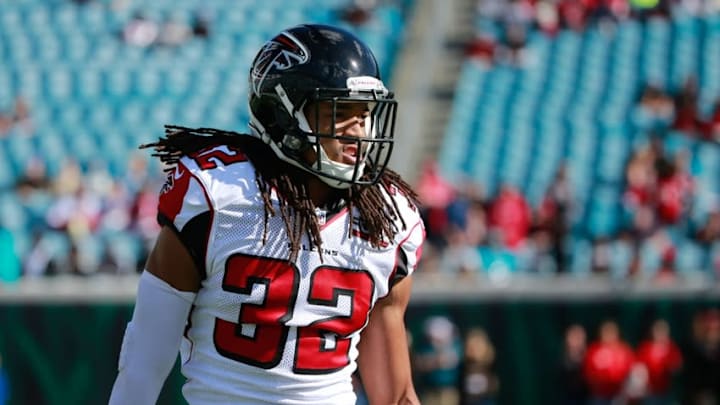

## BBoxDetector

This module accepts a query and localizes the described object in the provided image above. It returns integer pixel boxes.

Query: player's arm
[108,226,201,404]
[357,275,420,405]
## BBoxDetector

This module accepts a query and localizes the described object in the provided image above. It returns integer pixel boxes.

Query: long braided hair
[144,125,419,261]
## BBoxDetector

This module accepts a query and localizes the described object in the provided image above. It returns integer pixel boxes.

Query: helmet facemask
[253,79,397,189]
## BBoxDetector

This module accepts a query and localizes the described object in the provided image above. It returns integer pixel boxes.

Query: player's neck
[307,177,341,208]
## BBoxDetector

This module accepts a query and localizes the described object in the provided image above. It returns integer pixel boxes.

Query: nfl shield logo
[315,208,327,226]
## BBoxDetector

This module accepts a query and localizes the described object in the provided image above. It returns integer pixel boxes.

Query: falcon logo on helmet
[251,32,310,96]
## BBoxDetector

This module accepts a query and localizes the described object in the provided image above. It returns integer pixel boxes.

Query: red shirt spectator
[656,172,690,224]
[673,76,701,134]
[635,320,683,395]
[488,184,532,250]
[702,101,720,141]
[656,153,693,225]
[416,160,456,244]
[558,0,588,31]
[466,34,497,62]
[584,320,636,399]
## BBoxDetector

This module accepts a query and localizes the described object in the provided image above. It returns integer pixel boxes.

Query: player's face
[303,101,371,165]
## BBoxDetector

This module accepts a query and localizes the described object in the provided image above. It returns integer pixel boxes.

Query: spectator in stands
[558,324,590,405]
[414,316,463,405]
[630,0,671,20]
[0,111,11,137]
[583,320,636,405]
[14,157,50,197]
[10,96,32,136]
[623,360,650,403]
[635,319,683,404]
[535,1,561,36]
[46,181,103,243]
[623,138,662,234]
[464,196,489,248]
[487,183,532,251]
[50,241,90,276]
[634,84,675,132]
[417,160,456,249]
[683,309,720,405]
[340,0,377,26]
[476,0,507,22]
[129,180,160,266]
[521,228,559,274]
[591,237,614,275]
[98,182,132,233]
[702,100,720,142]
[122,12,159,47]
[156,13,192,48]
[0,96,33,138]
[465,32,497,65]
[23,233,54,277]
[457,328,499,405]
[123,152,152,195]
[537,163,573,272]
[447,181,484,233]
[587,0,631,25]
[695,209,720,247]
[500,21,529,65]
[672,76,702,135]
[442,182,490,275]
[439,225,483,277]
[673,0,705,16]
[191,9,212,39]
[558,0,590,31]
[682,309,720,404]
[655,150,693,226]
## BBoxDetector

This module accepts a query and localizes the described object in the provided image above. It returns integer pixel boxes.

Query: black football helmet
[248,24,397,189]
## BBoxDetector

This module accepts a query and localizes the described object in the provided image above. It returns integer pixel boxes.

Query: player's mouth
[341,145,358,164]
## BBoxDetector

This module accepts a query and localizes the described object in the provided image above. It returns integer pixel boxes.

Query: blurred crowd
[0,97,32,139]
[417,159,573,278]
[2,153,164,281]
[417,0,720,282]
[399,308,720,405]
[467,0,720,66]
[120,9,212,48]
[417,82,720,281]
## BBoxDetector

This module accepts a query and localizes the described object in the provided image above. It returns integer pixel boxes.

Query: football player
[109,24,425,405]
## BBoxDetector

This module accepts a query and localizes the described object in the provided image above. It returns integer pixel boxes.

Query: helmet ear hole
[274,106,297,135]
[254,98,293,144]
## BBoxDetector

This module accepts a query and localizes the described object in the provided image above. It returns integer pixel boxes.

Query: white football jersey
[156,144,425,405]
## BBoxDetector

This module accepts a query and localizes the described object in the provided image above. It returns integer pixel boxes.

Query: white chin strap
[315,146,364,189]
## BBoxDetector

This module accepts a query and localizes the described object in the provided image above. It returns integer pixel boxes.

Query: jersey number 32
[213,253,374,374]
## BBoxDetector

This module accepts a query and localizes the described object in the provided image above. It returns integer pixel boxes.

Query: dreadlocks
[143,125,419,261]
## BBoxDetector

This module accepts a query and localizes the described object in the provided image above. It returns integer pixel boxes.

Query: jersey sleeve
[381,183,426,287]
[156,161,213,278]
[395,219,425,278]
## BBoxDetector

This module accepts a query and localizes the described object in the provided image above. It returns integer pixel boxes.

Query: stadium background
[1,0,720,404]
